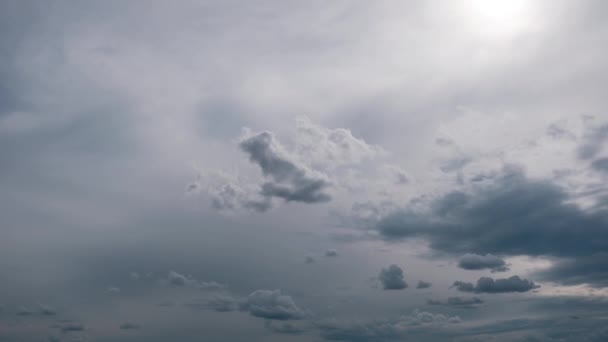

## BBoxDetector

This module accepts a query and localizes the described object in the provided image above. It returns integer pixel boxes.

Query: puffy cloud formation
[370,168,608,287]
[318,309,460,341]
[294,117,384,171]
[427,296,483,307]
[305,256,316,264]
[239,130,332,204]
[452,276,539,293]
[416,281,432,289]
[458,253,509,272]
[378,265,408,290]
[17,306,32,316]
[239,290,306,320]
[194,118,392,213]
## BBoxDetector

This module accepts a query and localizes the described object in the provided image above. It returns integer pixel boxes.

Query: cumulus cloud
[305,256,316,264]
[240,129,332,204]
[317,309,460,341]
[378,264,408,290]
[239,289,306,320]
[369,168,608,286]
[452,276,539,293]
[427,296,483,307]
[458,253,509,272]
[294,116,384,171]
[416,280,432,289]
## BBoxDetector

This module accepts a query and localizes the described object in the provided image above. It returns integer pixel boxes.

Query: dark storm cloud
[378,264,408,290]
[370,167,608,286]
[458,253,509,272]
[427,296,483,307]
[416,280,432,289]
[239,289,306,320]
[535,253,608,288]
[452,276,539,294]
[239,131,331,204]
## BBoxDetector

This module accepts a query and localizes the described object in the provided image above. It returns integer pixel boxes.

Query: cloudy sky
[2,1,608,341]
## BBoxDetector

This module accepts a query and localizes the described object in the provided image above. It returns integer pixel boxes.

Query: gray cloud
[452,276,539,293]
[458,253,509,272]
[207,294,238,312]
[264,320,307,335]
[427,296,483,307]
[325,249,339,257]
[536,253,608,287]
[378,264,408,290]
[591,158,608,173]
[61,324,85,333]
[239,289,306,320]
[578,120,608,160]
[318,309,460,341]
[240,130,331,204]
[371,167,608,286]
[39,305,57,316]
[416,280,432,289]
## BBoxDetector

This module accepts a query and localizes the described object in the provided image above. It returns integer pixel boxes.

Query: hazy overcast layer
[2,1,608,341]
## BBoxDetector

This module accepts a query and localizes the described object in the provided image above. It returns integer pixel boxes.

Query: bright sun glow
[466,0,535,37]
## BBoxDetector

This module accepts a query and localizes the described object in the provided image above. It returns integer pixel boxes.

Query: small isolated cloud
[325,249,338,257]
[39,305,57,316]
[416,281,432,289]
[207,294,237,312]
[427,297,483,308]
[239,289,306,320]
[378,265,408,290]
[305,256,316,264]
[120,322,141,330]
[168,270,191,286]
[458,253,509,272]
[452,276,539,293]
[107,286,120,294]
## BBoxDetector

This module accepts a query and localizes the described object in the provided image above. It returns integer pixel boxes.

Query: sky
[1,1,608,341]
